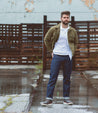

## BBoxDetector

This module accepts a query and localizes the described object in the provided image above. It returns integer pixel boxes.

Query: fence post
[87,22,90,70]
[71,16,75,28]
[43,15,47,71]
[71,16,76,70]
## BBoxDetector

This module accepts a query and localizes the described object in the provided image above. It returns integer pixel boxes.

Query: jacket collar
[55,23,73,31]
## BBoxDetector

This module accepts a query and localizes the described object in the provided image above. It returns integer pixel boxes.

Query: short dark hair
[61,11,70,17]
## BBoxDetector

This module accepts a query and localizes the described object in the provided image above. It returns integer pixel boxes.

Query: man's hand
[52,52,53,58]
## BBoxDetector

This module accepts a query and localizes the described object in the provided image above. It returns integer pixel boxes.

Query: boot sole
[40,102,53,106]
[63,102,73,105]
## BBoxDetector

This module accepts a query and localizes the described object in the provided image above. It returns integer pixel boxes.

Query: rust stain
[81,0,96,10]
[90,0,95,5]
[81,0,98,20]
[61,0,72,4]
[94,15,98,20]
[81,0,95,7]
[69,0,72,4]
[61,0,64,4]
[25,0,34,13]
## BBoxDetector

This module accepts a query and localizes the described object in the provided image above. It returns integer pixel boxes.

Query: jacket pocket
[69,36,74,42]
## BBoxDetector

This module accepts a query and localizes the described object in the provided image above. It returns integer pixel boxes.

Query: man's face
[61,14,70,25]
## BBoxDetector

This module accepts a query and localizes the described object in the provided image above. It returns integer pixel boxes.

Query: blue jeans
[46,54,72,100]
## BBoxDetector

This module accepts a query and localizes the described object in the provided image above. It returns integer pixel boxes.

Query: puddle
[0,68,39,113]
[0,69,34,95]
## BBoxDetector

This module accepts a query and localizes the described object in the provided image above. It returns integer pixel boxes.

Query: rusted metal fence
[0,24,43,64]
[0,16,98,71]
[43,16,98,71]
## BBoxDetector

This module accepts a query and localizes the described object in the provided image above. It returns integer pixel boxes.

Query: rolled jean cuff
[64,97,70,99]
[46,97,53,100]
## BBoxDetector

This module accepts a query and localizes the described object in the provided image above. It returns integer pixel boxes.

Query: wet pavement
[82,71,98,91]
[0,66,42,113]
[30,70,98,113]
[0,66,98,113]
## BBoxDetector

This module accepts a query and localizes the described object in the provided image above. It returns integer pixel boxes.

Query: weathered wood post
[71,16,75,28]
[43,15,47,71]
[71,16,76,70]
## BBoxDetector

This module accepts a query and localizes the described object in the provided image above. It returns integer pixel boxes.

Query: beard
[62,21,69,25]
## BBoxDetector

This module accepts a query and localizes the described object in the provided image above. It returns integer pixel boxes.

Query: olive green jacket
[44,23,78,56]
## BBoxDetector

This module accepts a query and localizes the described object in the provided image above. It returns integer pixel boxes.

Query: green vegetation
[0,97,13,112]
[35,59,43,75]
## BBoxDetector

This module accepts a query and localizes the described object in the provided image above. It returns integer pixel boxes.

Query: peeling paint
[25,0,34,12]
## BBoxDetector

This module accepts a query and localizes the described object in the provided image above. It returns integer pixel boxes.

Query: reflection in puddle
[0,69,39,112]
[0,69,34,95]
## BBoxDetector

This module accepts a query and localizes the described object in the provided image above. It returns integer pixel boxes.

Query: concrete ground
[0,66,98,113]
[30,70,98,113]
[82,71,98,91]
[0,65,40,113]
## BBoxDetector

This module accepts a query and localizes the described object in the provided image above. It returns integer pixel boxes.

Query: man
[41,11,78,106]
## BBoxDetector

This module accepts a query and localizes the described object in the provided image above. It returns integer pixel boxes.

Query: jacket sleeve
[44,27,54,52]
[74,30,78,51]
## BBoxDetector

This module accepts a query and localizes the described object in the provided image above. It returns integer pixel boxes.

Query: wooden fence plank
[0,24,43,65]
